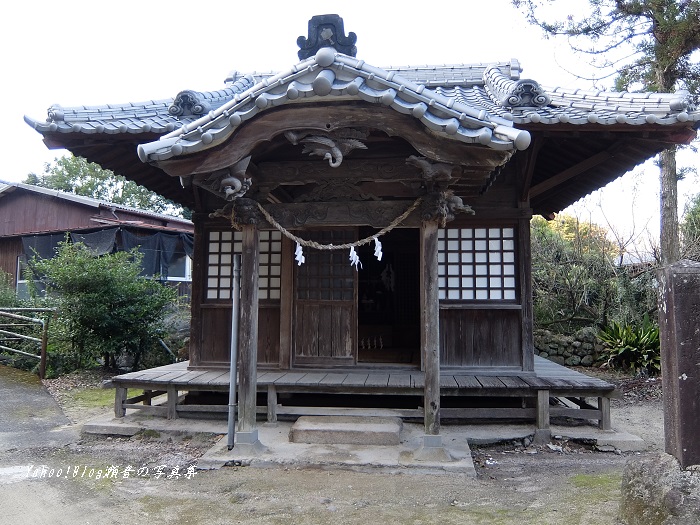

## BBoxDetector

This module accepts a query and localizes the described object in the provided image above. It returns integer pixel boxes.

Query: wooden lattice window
[437,227,517,301]
[296,231,355,301]
[206,230,282,301]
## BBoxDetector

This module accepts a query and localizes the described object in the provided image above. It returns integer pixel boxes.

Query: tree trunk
[659,147,679,266]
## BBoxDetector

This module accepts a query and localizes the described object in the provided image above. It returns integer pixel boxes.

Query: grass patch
[570,472,622,491]
[65,387,114,409]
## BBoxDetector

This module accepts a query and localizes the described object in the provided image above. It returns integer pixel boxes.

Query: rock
[548,356,566,365]
[565,355,581,366]
[618,452,700,525]
[538,352,549,358]
[572,341,582,348]
[581,355,595,366]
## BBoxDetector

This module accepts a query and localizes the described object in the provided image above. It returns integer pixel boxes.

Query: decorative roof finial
[297,14,357,60]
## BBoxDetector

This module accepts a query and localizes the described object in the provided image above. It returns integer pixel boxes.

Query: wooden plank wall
[0,237,23,283]
[439,308,522,367]
[197,305,280,367]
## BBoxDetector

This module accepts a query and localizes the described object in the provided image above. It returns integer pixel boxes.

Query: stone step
[289,416,402,445]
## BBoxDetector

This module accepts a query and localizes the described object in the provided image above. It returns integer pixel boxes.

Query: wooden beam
[420,220,441,436]
[519,135,542,202]
[529,141,626,199]
[519,216,534,372]
[237,225,260,433]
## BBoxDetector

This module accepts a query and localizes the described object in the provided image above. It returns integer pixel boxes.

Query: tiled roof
[25,52,698,168]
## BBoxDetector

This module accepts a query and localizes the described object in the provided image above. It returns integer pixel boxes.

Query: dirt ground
[0,367,664,525]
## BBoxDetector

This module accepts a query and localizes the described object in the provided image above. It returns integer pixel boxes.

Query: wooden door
[293,230,356,366]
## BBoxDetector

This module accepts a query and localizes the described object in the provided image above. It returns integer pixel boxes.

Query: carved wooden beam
[156,105,512,178]
[262,201,422,228]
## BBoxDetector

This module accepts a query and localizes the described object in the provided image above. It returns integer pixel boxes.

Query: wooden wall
[0,237,22,283]
[439,307,522,368]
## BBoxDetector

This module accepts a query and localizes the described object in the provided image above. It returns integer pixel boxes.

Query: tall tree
[513,0,700,265]
[25,154,188,218]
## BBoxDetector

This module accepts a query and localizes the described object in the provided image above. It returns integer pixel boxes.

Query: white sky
[2,0,698,255]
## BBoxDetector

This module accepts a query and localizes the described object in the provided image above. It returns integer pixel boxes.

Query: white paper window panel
[490,265,503,275]
[447,229,459,239]
[448,240,459,250]
[460,229,474,238]
[259,277,268,288]
[219,289,231,300]
[503,252,515,263]
[489,240,501,250]
[448,252,460,263]
[448,277,460,288]
[504,290,516,300]
[462,290,475,300]
[503,240,515,250]
[260,266,269,276]
[461,240,473,251]
[490,290,503,299]
[475,228,487,238]
[490,277,502,288]
[503,228,514,237]
[448,265,460,276]
[461,253,474,263]
[270,266,280,277]
[476,290,489,299]
[475,252,487,263]
[476,265,488,275]
[448,290,461,299]
[504,277,516,288]
[438,229,445,239]
[271,254,281,265]
[504,265,515,275]
[475,240,487,251]
[260,242,270,251]
[461,265,474,276]
[489,228,501,237]
[438,252,445,263]
[209,232,220,241]
[259,290,269,300]
[208,267,219,276]
[207,290,218,299]
[220,278,231,288]
[438,264,446,277]
[207,278,218,288]
[439,290,446,299]
[260,253,269,264]
[461,277,474,288]
[221,231,233,242]
[490,252,502,263]
[476,277,488,288]
[269,289,281,300]
[438,277,446,288]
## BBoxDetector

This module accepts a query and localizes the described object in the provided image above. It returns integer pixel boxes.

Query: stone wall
[534,327,604,367]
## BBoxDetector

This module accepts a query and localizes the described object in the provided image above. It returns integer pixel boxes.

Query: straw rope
[254,197,423,250]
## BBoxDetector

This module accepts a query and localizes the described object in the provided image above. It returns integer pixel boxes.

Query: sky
[2,0,698,256]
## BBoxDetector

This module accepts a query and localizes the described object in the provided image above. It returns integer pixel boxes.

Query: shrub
[598,314,661,375]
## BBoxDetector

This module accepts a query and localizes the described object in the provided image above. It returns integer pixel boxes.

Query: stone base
[411,434,453,463]
[619,452,700,525]
[289,416,402,445]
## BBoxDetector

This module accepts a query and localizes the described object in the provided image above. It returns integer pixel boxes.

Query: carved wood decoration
[193,156,252,201]
[284,129,368,168]
[421,191,475,227]
[406,155,461,191]
[294,179,380,202]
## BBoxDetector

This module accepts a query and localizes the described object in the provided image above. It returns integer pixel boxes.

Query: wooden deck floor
[110,356,616,430]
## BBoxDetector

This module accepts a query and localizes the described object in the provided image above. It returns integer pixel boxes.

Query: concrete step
[289,416,402,445]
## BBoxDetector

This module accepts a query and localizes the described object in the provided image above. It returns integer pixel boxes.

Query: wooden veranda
[110,356,617,433]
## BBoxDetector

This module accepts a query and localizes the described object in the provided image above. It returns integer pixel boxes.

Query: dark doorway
[357,227,420,365]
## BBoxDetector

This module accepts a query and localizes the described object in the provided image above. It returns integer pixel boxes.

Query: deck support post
[167,386,178,419]
[236,224,262,446]
[598,396,611,430]
[266,385,278,424]
[114,386,127,418]
[534,389,551,444]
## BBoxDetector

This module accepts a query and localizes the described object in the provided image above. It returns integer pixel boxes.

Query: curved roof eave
[137,48,532,164]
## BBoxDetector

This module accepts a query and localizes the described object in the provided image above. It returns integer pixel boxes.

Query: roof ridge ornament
[169,90,211,117]
[484,66,551,109]
[297,14,357,60]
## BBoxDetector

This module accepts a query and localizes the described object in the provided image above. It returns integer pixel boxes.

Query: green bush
[28,241,177,373]
[598,315,661,375]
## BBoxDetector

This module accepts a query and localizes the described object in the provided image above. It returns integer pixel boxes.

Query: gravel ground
[0,366,667,525]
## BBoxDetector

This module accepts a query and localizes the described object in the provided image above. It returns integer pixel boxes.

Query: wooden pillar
[518,214,534,372]
[237,224,260,435]
[658,260,700,469]
[114,386,127,418]
[420,220,441,436]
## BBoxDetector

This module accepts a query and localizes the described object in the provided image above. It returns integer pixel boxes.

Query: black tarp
[70,228,118,255]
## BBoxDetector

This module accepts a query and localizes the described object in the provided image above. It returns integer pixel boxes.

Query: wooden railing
[0,308,55,379]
